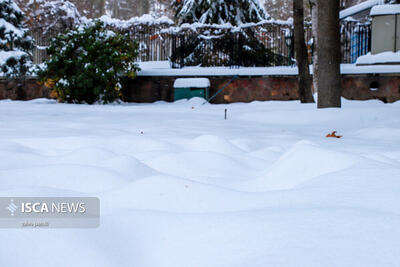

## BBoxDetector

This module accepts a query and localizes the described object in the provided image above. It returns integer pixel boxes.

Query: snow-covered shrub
[38,21,140,104]
[0,0,33,78]
[173,0,268,25]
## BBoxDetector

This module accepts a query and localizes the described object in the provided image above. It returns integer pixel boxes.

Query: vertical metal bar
[395,14,398,52]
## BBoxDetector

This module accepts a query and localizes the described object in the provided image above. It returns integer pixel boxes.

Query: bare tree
[150,0,172,17]
[316,0,341,108]
[69,0,105,18]
[294,0,314,103]
[137,0,150,15]
[263,0,311,21]
[107,0,150,19]
[309,0,318,93]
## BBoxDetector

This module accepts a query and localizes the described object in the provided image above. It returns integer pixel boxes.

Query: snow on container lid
[174,78,210,88]
[370,4,400,16]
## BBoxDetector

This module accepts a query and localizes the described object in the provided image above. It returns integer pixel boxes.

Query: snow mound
[188,135,244,155]
[56,148,157,180]
[108,135,175,154]
[98,155,158,180]
[0,165,127,193]
[241,140,359,191]
[57,147,117,165]
[144,151,251,179]
[0,150,45,170]
[0,140,39,154]
[354,127,400,141]
[248,147,282,162]
[100,174,276,214]
[173,97,208,106]
[27,98,57,104]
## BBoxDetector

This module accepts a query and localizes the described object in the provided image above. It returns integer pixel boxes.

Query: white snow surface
[370,4,400,16]
[356,51,400,65]
[174,78,210,88]
[1,98,400,266]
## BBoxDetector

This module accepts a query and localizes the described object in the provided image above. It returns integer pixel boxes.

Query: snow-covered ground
[0,97,400,267]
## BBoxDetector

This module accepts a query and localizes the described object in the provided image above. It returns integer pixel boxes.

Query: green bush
[39,21,140,104]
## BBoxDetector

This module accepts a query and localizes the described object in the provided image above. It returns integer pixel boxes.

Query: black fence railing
[30,21,371,68]
[169,23,294,68]
[340,21,371,64]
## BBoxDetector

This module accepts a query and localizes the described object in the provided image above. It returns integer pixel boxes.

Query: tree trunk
[294,0,314,103]
[309,0,318,94]
[137,0,150,16]
[112,0,119,18]
[316,0,341,108]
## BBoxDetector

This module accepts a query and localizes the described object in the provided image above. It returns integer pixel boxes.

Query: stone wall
[2,74,400,104]
[123,74,400,104]
[342,75,400,103]
[0,79,51,101]
[121,76,300,103]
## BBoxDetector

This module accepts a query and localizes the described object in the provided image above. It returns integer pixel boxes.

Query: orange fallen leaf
[326,131,342,138]
[150,34,159,41]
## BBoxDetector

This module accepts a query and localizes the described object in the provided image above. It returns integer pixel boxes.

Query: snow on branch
[93,14,174,30]
[162,18,292,35]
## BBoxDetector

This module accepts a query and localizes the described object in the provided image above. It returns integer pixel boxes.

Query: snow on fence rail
[29,16,371,68]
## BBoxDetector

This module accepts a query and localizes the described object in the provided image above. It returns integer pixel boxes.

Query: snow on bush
[38,21,140,104]
[0,0,33,78]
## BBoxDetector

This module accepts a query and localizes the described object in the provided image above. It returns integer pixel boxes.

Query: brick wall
[2,74,400,104]
[123,74,400,104]
[0,79,51,101]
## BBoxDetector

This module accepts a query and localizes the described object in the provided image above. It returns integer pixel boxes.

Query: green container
[173,78,210,101]
[174,87,209,101]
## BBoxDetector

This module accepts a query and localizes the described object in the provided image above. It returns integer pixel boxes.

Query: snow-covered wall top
[340,0,385,19]
[370,4,400,16]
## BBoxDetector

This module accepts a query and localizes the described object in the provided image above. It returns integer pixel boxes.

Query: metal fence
[30,30,57,65]
[30,21,371,68]
[341,21,371,64]
[169,23,294,68]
